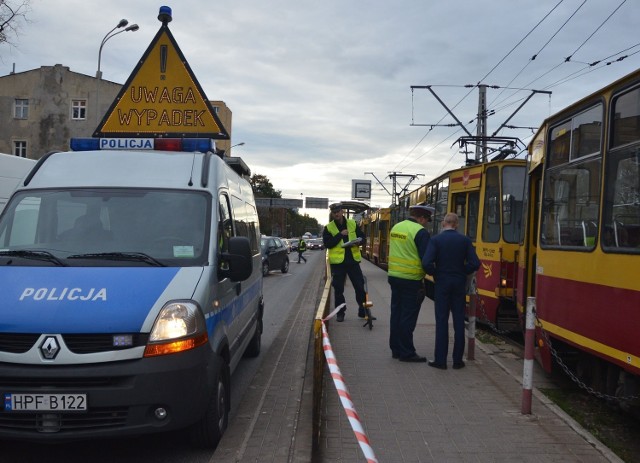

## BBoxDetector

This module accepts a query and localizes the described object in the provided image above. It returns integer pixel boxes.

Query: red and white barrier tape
[321,316,378,463]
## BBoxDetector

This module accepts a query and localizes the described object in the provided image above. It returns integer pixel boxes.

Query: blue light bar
[182,138,214,152]
[70,138,100,151]
[70,137,215,153]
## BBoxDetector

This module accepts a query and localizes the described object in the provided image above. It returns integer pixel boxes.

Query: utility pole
[476,84,487,163]
[365,172,422,207]
[410,84,551,163]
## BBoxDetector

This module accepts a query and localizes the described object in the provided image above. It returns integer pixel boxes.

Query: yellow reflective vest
[326,219,361,264]
[388,220,426,280]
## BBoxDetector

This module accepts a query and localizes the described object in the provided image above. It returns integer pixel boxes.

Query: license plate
[4,393,87,412]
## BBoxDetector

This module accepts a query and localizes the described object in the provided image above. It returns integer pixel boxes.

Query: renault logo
[40,336,60,360]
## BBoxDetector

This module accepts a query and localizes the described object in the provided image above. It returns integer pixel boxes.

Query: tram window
[502,166,525,243]
[482,167,500,243]
[540,159,601,249]
[571,106,602,159]
[611,86,640,148]
[549,104,602,167]
[603,147,640,253]
[433,178,449,235]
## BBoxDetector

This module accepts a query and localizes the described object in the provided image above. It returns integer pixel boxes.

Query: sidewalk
[315,259,622,462]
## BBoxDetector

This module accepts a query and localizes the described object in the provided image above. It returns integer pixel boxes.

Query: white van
[0,146,263,447]
[0,152,36,214]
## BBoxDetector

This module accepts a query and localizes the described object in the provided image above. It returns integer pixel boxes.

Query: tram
[400,159,527,331]
[518,68,640,399]
[360,207,392,268]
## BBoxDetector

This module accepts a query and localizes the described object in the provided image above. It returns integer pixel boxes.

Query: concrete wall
[0,65,121,159]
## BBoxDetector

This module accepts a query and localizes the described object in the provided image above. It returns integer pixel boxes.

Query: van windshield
[0,188,210,267]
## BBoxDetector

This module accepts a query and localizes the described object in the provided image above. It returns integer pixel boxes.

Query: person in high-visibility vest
[322,202,367,322]
[297,238,307,263]
[388,204,434,362]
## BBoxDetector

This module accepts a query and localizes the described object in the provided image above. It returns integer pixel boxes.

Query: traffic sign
[94,20,229,139]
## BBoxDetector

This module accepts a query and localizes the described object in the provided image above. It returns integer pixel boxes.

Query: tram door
[453,192,480,241]
[518,165,542,315]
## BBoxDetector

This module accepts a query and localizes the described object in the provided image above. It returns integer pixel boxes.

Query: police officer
[322,202,367,322]
[422,212,480,370]
[388,204,434,362]
[297,237,307,263]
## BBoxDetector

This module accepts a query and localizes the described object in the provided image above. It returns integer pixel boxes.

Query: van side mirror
[220,236,253,281]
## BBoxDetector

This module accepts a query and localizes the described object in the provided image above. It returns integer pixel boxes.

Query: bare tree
[0,0,31,46]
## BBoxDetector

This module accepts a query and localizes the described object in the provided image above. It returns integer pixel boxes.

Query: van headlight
[144,301,208,357]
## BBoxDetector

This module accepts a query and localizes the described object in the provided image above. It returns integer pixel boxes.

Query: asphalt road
[0,249,323,463]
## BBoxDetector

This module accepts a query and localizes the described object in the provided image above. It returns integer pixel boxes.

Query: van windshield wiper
[66,252,166,267]
[0,250,67,266]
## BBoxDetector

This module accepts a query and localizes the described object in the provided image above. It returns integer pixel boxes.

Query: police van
[0,6,264,448]
[0,141,264,447]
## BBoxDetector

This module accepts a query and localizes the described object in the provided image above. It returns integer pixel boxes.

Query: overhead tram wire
[544,47,640,89]
[398,1,565,173]
[516,0,630,91]
[474,0,566,85]
[399,1,630,177]
[488,1,628,140]
[396,86,477,172]
[563,0,627,64]
[488,0,587,112]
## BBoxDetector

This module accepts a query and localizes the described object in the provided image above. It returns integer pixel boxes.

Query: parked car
[290,238,299,252]
[261,236,290,276]
[281,238,292,253]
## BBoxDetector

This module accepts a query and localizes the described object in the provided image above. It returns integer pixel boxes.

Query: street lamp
[230,142,245,149]
[95,19,139,125]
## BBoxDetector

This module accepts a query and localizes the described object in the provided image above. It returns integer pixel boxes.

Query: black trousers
[331,262,366,312]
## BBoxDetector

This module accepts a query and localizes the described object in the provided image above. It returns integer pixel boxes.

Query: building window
[71,99,87,120]
[13,141,27,158]
[14,99,29,119]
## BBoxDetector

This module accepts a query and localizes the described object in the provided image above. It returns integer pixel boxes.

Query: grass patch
[475,329,505,345]
[540,387,640,463]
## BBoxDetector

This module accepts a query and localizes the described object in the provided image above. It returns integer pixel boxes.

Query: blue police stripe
[0,267,180,333]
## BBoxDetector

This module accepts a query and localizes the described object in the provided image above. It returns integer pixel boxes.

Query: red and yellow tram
[402,159,527,331]
[519,68,640,397]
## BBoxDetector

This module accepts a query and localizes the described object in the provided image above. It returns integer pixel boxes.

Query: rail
[312,253,332,449]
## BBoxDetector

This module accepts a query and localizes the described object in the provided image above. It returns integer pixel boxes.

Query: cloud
[2,0,639,224]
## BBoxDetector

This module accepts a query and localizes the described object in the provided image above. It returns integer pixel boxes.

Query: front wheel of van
[191,360,229,449]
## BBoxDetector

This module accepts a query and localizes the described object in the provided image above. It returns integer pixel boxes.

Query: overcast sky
[2,0,638,224]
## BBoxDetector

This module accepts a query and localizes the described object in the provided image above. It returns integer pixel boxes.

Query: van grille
[0,333,148,354]
[0,376,127,388]
[0,334,40,353]
[63,334,149,353]
[0,407,128,432]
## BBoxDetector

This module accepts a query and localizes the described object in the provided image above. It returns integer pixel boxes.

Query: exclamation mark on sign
[160,45,167,80]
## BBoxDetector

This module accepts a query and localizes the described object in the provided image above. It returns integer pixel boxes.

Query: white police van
[0,139,264,447]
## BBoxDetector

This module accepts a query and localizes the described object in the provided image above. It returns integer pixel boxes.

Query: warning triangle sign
[94,24,229,139]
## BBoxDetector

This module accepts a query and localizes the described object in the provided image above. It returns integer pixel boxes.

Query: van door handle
[235,283,242,296]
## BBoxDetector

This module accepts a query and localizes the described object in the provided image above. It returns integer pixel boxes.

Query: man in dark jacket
[422,212,480,370]
[322,202,367,322]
